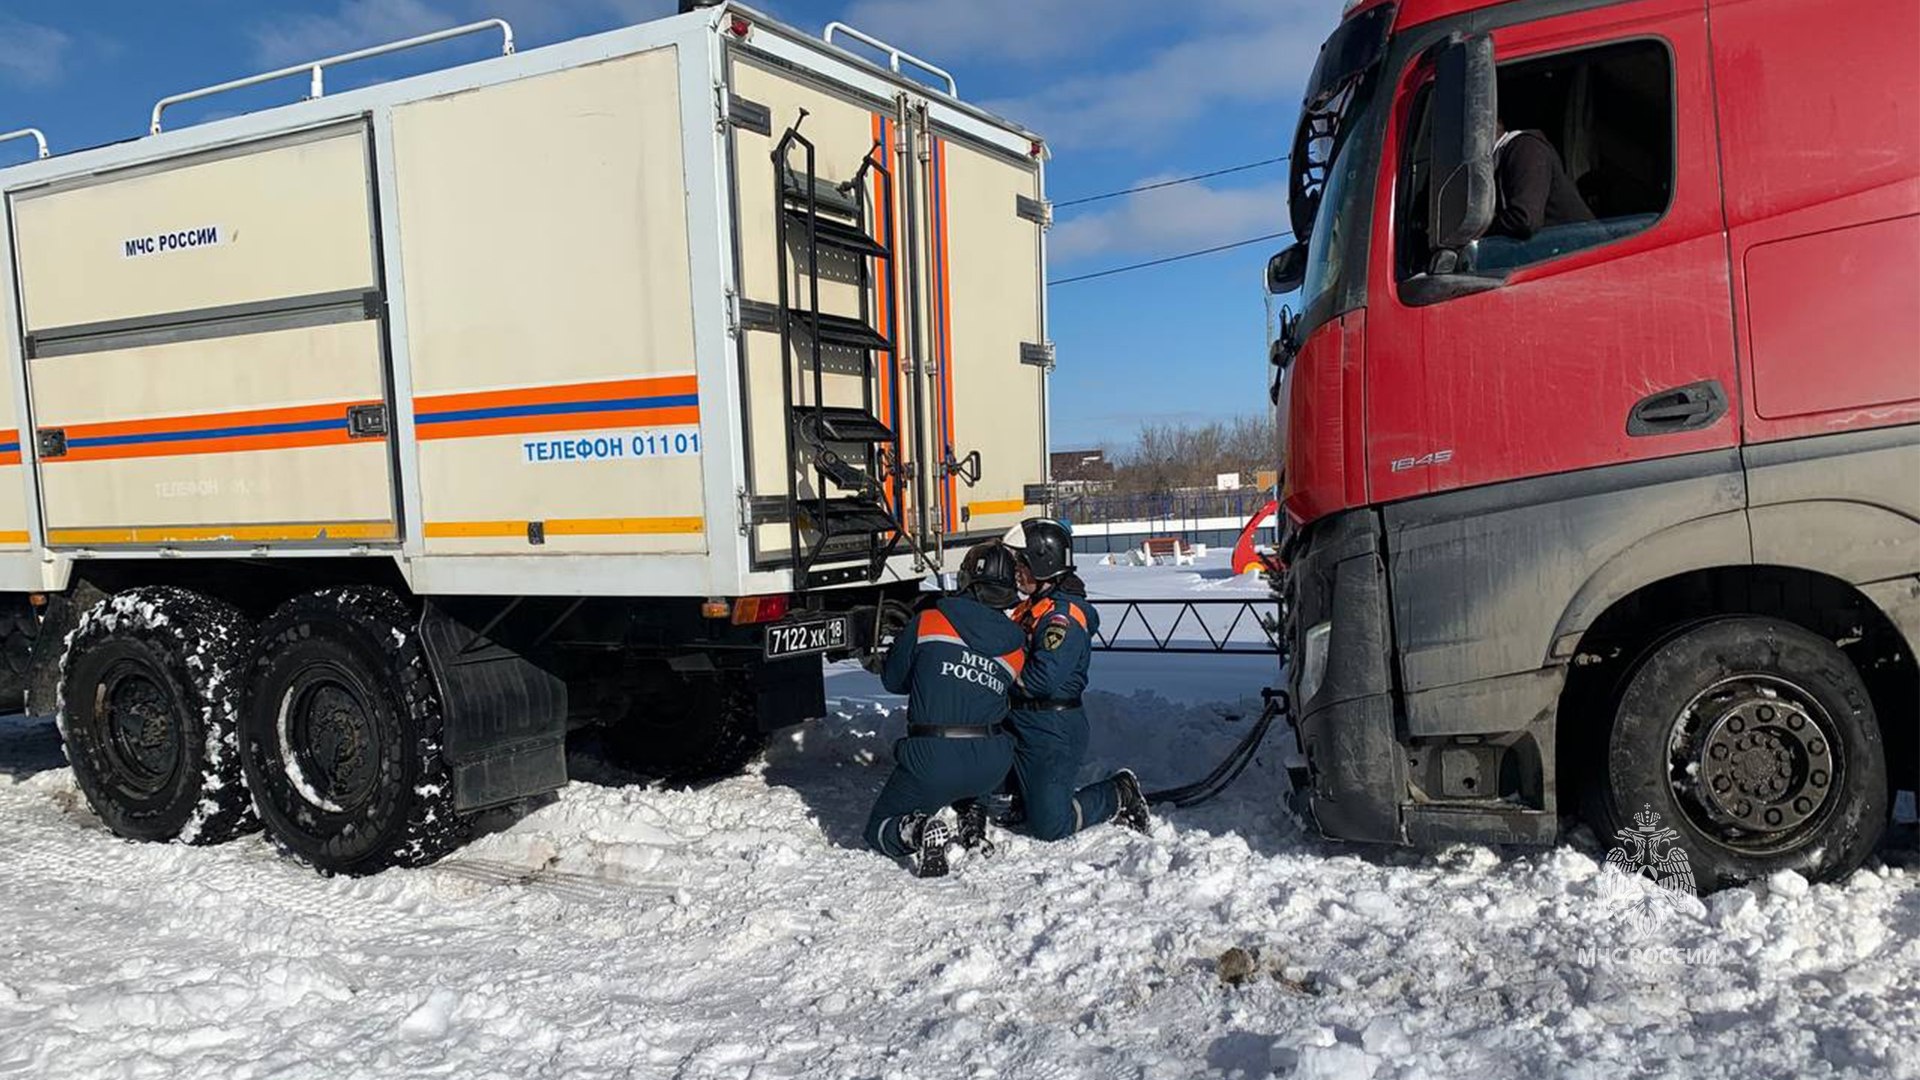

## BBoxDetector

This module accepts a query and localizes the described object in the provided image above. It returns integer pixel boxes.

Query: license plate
[764,615,850,659]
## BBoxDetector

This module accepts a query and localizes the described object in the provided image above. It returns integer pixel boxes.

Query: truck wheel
[607,666,767,781]
[1591,617,1887,891]
[241,588,467,874]
[58,587,258,844]
[0,595,38,712]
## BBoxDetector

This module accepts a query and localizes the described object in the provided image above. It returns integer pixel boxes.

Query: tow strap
[1143,687,1290,809]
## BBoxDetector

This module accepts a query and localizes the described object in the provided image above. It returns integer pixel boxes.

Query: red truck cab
[1272,0,1919,887]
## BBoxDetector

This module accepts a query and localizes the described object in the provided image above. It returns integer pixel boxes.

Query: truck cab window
[1398,38,1673,282]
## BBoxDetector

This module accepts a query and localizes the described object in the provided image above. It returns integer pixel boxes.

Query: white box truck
[0,4,1052,872]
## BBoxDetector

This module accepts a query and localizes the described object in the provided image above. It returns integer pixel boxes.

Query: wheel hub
[99,663,180,795]
[1680,678,1836,837]
[290,676,380,810]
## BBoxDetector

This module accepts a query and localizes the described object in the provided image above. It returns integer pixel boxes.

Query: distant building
[1050,449,1113,485]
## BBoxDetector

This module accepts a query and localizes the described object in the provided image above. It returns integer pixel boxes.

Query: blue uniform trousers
[865,732,1016,856]
[1008,707,1119,840]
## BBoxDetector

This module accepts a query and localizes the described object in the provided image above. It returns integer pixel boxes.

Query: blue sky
[0,0,1332,450]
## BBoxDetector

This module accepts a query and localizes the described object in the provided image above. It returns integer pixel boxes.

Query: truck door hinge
[36,428,66,459]
[737,298,781,334]
[1020,341,1055,368]
[728,94,772,136]
[1015,194,1052,227]
[741,492,789,528]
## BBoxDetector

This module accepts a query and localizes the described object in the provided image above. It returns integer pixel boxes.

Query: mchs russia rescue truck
[0,4,1052,872]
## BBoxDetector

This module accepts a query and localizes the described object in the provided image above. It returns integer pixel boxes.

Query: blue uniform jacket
[881,596,1028,727]
[1015,589,1100,702]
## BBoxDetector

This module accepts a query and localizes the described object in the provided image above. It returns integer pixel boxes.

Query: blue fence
[1056,489,1273,526]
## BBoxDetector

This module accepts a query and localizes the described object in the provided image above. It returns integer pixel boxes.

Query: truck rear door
[9,123,398,548]
[726,41,1048,585]
[908,106,1050,552]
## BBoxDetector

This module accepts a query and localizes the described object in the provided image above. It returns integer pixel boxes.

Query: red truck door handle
[1627,380,1728,437]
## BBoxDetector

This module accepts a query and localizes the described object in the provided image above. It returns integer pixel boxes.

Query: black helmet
[1005,517,1074,582]
[958,541,1020,610]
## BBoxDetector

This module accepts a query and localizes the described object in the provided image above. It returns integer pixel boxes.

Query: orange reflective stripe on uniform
[996,648,1027,680]
[1020,596,1087,631]
[917,609,965,646]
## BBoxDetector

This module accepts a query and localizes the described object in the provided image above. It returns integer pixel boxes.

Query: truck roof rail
[0,127,50,160]
[149,18,516,135]
[821,22,958,98]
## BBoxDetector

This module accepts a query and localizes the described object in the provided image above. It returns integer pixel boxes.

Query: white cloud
[833,0,1171,65]
[247,0,677,67]
[1051,178,1286,265]
[985,7,1328,151]
[470,0,676,41]
[0,15,74,88]
[249,0,458,68]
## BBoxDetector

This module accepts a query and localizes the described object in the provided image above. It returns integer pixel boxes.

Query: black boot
[1111,769,1151,834]
[955,801,996,857]
[900,812,954,878]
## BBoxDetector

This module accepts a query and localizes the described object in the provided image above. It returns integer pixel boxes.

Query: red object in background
[1232,499,1281,576]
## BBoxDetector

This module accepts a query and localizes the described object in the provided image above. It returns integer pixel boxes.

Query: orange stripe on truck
[46,400,381,463]
[423,516,705,538]
[414,375,699,441]
[47,520,396,546]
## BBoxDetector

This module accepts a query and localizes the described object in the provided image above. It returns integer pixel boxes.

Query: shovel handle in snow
[1143,688,1289,809]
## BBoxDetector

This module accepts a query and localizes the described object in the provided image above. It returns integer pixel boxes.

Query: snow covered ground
[1,553,1917,1078]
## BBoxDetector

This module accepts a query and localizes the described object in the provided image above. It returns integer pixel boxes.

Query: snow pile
[0,555,1915,1078]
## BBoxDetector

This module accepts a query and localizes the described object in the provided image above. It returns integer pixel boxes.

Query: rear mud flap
[25,581,106,715]
[752,655,827,732]
[419,598,570,812]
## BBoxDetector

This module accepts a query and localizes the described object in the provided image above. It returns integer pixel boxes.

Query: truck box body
[0,5,1050,600]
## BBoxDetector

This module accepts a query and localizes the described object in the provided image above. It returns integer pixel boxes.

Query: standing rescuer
[1002,518,1150,840]
[864,541,1028,878]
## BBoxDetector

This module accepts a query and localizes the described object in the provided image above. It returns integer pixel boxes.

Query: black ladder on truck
[771,115,908,589]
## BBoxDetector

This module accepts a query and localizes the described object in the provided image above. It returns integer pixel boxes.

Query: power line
[1054,155,1290,208]
[1048,231,1291,287]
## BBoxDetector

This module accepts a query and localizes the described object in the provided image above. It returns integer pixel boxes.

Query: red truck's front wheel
[1592,617,1888,890]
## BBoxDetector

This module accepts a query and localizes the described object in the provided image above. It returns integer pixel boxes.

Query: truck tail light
[701,598,732,619]
[731,594,792,625]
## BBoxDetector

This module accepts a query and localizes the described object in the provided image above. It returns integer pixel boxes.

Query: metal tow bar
[1144,687,1290,809]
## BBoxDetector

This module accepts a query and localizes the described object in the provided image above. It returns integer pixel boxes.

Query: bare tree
[1107,414,1275,494]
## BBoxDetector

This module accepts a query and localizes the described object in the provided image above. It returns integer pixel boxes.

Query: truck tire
[58,587,258,844]
[606,666,767,782]
[1589,616,1887,891]
[0,595,38,712]
[241,588,466,874]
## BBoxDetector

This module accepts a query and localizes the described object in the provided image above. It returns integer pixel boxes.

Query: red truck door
[1364,0,1738,504]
